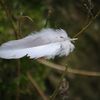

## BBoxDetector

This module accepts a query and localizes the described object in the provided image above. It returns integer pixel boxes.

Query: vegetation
[0,0,100,100]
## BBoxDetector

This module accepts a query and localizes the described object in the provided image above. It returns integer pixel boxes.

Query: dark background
[0,0,100,100]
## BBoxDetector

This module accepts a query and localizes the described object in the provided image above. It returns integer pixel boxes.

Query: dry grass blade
[37,59,65,71]
[27,72,49,100]
[37,59,100,77]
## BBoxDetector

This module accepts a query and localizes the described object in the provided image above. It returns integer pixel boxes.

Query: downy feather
[0,28,75,59]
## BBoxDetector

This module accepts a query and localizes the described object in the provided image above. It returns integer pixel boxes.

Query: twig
[44,8,52,27]
[27,72,49,100]
[0,1,21,100]
[73,10,100,38]
[37,59,100,77]
[16,60,21,100]
[0,0,18,39]
[50,68,67,100]
[38,8,100,100]
[67,68,100,76]
[15,17,21,100]
[37,59,65,71]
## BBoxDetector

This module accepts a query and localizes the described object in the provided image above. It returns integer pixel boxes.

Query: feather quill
[0,28,75,59]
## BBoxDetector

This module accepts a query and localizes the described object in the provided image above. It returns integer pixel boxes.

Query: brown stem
[27,72,49,100]
[73,10,100,38]
[16,60,21,100]
[37,59,100,77]
[0,1,21,100]
[0,0,18,39]
[50,68,67,100]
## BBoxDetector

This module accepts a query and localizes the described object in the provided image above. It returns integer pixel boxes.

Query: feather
[0,28,75,59]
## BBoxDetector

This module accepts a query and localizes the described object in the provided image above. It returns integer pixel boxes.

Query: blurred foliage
[0,0,100,100]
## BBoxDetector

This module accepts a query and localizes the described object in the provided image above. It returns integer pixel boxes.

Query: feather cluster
[0,28,75,59]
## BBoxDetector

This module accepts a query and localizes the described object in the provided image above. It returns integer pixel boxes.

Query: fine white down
[0,28,75,59]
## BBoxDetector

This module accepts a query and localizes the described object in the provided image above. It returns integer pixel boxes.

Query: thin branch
[15,17,21,100]
[67,68,100,76]
[0,1,21,100]
[36,10,100,77]
[50,68,67,100]
[16,60,21,100]
[37,59,65,71]
[0,0,18,39]
[37,59,100,77]
[73,10,100,38]
[27,72,49,100]
[44,8,52,27]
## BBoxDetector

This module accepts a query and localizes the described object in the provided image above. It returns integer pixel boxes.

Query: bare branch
[27,72,49,100]
[37,59,100,77]
[73,10,100,38]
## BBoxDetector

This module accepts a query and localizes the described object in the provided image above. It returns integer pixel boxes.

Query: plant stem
[27,72,49,100]
[0,1,21,100]
[0,0,18,39]
[37,59,100,77]
[50,68,68,100]
[73,10,100,38]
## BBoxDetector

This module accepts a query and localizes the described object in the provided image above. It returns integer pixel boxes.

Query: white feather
[0,28,75,59]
